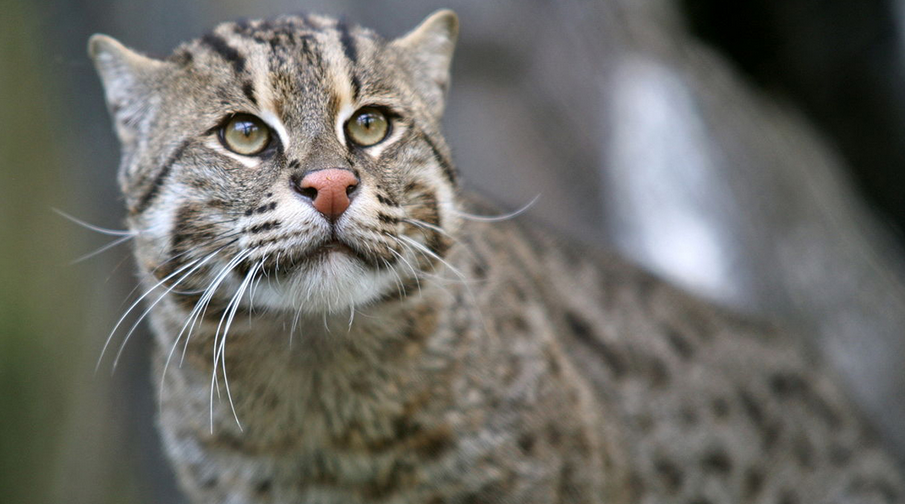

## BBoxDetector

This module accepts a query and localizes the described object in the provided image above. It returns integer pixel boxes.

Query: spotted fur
[90,10,904,504]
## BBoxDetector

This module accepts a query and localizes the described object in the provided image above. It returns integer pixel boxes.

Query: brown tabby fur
[90,10,904,504]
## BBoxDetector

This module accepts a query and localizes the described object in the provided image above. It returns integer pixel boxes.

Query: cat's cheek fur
[132,194,181,268]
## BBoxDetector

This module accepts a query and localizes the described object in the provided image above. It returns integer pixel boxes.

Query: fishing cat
[89,9,904,504]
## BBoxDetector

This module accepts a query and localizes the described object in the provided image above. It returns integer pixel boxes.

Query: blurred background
[2,0,905,502]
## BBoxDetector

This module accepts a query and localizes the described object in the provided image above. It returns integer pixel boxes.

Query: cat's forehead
[177,14,382,78]
[171,14,396,127]
[229,14,377,49]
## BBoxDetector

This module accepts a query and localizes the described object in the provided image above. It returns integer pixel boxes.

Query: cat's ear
[392,10,459,117]
[88,34,168,143]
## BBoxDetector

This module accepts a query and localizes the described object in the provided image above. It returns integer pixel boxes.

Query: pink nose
[296,168,359,220]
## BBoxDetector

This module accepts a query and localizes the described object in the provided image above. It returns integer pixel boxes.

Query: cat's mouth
[249,235,382,278]
[300,239,360,264]
[223,231,400,314]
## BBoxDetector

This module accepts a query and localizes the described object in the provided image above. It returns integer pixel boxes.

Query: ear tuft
[393,10,459,117]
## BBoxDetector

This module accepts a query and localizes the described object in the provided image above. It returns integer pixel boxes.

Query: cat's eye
[220,114,272,156]
[345,107,390,147]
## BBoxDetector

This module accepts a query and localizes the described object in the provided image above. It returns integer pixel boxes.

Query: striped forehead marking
[196,16,369,151]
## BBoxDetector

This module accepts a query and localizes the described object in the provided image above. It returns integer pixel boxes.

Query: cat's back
[455,207,904,503]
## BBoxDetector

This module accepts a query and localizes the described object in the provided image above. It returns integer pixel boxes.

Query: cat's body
[90,11,904,504]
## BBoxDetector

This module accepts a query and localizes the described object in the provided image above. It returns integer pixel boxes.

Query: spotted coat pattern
[89,10,905,504]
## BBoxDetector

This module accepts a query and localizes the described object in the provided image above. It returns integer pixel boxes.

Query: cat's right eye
[345,107,390,147]
[219,114,272,156]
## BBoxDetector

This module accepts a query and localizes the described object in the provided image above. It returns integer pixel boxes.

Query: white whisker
[157,246,245,397]
[71,234,135,264]
[401,217,489,276]
[451,194,540,222]
[128,234,241,301]
[401,217,452,238]
[98,254,210,373]
[393,234,492,342]
[210,259,261,432]
[290,302,304,349]
[388,247,422,295]
[180,250,253,367]
[382,257,406,299]
[53,208,137,236]
[396,234,467,282]
[112,253,219,371]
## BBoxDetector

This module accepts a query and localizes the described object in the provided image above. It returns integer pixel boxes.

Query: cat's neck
[151,279,455,444]
[153,279,448,366]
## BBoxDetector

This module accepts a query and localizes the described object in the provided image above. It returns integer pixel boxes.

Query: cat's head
[90,11,461,314]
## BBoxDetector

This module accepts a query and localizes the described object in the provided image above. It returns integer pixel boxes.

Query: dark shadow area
[682,0,905,239]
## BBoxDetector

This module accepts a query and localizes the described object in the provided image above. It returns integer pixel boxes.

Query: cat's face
[90,11,460,314]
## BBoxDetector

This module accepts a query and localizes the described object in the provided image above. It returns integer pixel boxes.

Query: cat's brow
[335,19,358,64]
[200,32,246,74]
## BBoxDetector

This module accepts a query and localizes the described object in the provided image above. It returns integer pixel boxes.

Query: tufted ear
[392,10,459,117]
[88,34,168,144]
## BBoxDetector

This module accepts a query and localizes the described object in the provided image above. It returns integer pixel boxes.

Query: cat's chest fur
[149,221,618,503]
[90,10,904,504]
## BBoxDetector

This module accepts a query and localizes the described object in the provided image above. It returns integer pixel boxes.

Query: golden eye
[220,114,271,155]
[346,107,390,147]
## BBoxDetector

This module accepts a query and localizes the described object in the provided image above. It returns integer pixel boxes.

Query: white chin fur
[249,252,394,314]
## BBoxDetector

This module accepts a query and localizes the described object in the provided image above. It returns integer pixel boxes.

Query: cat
[89,9,905,504]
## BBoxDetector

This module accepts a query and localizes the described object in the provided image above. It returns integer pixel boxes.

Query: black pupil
[358,112,376,130]
[236,120,257,138]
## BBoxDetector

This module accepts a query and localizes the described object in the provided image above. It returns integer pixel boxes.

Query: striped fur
[90,10,905,504]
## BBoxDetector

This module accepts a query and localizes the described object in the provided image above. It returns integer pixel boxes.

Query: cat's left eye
[345,107,390,147]
[219,114,272,156]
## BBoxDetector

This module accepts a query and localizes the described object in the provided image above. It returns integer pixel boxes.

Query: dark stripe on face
[377,213,399,225]
[248,221,281,234]
[242,82,257,105]
[169,204,204,253]
[336,20,358,63]
[350,74,361,101]
[417,127,457,184]
[201,33,246,74]
[157,203,209,280]
[416,193,449,257]
[132,140,190,215]
[408,190,442,229]
[375,193,398,207]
